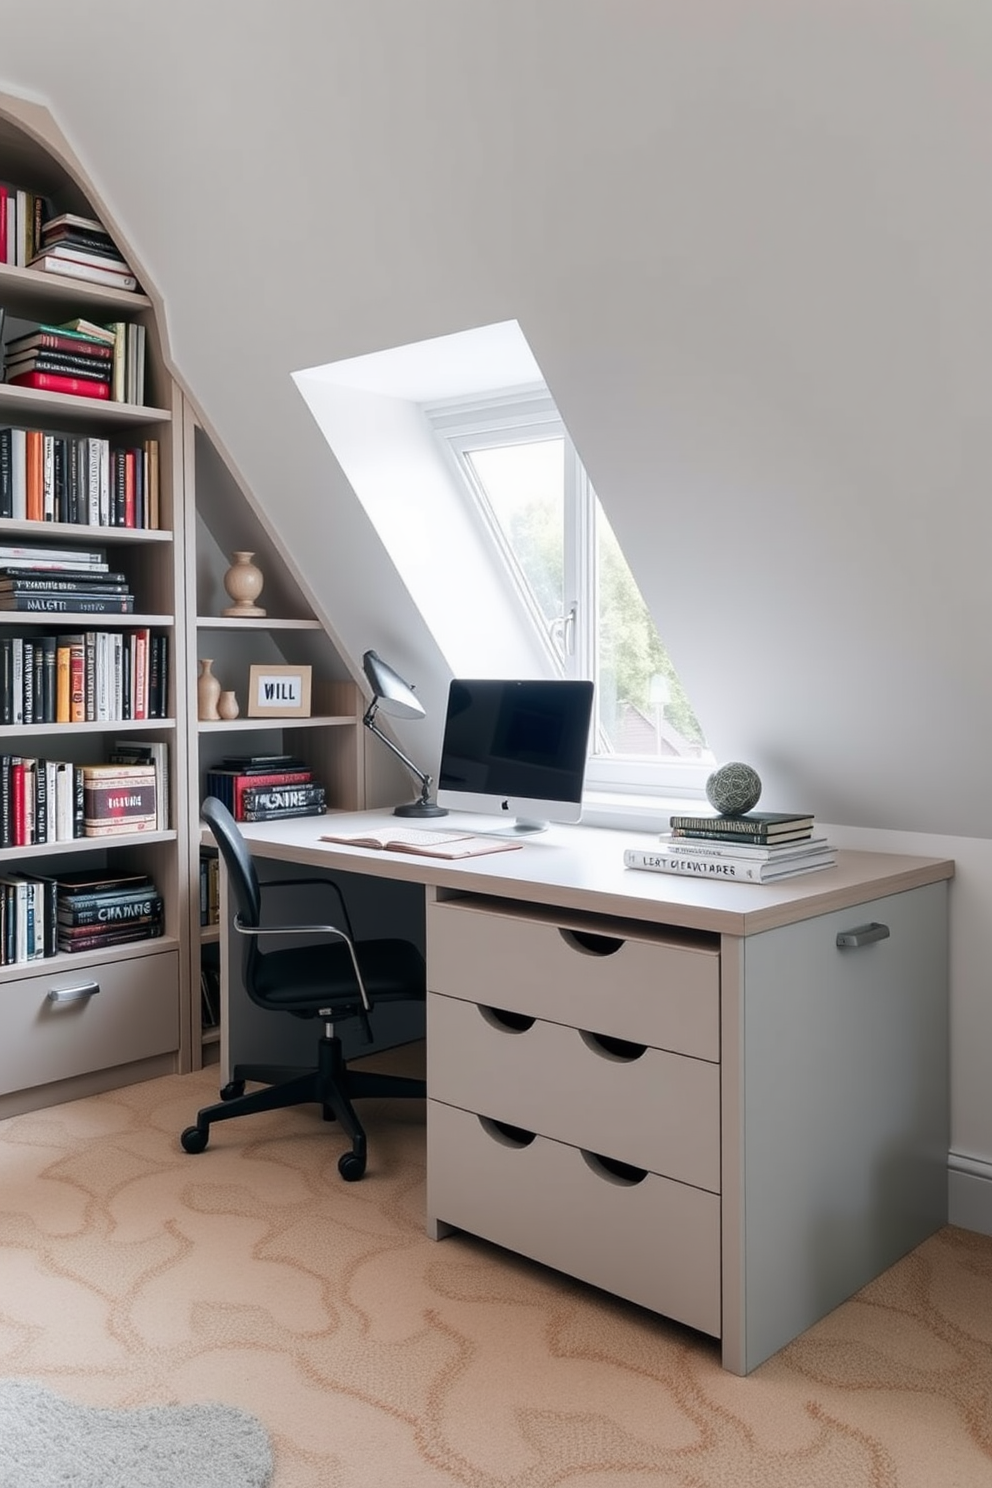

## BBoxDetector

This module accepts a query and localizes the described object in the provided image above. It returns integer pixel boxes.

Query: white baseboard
[948,1152,992,1236]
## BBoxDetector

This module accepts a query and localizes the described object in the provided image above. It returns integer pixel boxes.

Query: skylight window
[293,319,713,803]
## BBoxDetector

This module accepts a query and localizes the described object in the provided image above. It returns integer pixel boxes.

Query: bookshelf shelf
[196,616,323,631]
[0,718,176,739]
[0,830,176,865]
[197,713,359,734]
[0,934,182,985]
[0,518,173,544]
[0,260,153,318]
[0,613,173,628]
[0,383,170,426]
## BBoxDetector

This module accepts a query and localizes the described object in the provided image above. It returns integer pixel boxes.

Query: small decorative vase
[218,689,240,720]
[197,659,222,721]
[222,550,266,617]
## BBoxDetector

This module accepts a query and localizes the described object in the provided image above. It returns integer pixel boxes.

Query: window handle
[548,601,577,657]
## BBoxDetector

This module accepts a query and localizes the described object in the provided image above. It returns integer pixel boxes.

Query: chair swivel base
[180,1033,425,1181]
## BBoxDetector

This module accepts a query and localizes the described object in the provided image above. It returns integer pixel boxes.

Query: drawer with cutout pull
[428,898,719,1061]
[427,1097,721,1337]
[428,990,719,1191]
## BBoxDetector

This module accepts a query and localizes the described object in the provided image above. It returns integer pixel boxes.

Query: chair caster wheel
[181,1126,209,1154]
[220,1081,245,1101]
[338,1150,366,1181]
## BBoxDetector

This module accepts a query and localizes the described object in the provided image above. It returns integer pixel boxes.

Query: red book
[0,184,7,263]
[11,762,26,847]
[124,448,136,527]
[24,429,43,521]
[7,371,111,400]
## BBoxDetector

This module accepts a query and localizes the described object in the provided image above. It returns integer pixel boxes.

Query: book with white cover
[657,832,832,862]
[624,845,838,883]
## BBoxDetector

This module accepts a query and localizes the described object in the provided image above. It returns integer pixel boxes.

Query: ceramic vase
[222,550,266,617]
[197,659,222,720]
[218,689,240,720]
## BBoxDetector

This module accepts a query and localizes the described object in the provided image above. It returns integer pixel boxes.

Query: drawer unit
[427,898,719,1061]
[0,948,180,1097]
[428,990,720,1192]
[428,1098,721,1338]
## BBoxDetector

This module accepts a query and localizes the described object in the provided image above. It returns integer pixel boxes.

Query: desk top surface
[217,811,954,938]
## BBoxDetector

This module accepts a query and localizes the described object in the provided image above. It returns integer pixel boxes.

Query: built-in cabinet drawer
[0,948,180,1096]
[427,898,719,1061]
[428,990,720,1192]
[428,1098,721,1338]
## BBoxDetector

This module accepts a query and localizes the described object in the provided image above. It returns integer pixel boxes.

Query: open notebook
[319,827,523,860]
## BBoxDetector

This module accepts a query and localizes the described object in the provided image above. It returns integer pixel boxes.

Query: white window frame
[424,388,713,801]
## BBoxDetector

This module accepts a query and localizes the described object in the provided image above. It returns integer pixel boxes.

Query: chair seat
[252,936,426,1014]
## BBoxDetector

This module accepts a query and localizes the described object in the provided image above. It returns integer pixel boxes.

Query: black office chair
[180,797,427,1180]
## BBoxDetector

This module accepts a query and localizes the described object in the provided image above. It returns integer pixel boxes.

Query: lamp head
[362,649,426,721]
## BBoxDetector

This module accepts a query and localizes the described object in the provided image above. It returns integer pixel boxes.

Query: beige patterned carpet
[1,1056,991,1488]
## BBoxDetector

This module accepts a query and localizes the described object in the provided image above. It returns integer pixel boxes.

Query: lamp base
[393,800,448,818]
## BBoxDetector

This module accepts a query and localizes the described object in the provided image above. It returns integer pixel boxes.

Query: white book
[55,761,74,841]
[8,428,26,520]
[657,833,831,862]
[624,846,838,884]
[44,759,58,843]
[28,254,138,292]
[11,637,23,724]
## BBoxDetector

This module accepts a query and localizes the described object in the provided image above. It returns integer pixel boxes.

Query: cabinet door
[726,881,949,1374]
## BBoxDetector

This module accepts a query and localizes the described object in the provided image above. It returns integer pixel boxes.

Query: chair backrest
[200,796,262,929]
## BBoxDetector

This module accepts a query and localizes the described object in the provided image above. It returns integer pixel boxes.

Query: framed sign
[247,664,312,718]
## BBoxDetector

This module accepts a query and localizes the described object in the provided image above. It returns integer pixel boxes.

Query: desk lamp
[361,650,448,817]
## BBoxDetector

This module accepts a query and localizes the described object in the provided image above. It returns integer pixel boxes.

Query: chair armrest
[257,876,355,940]
[233,915,370,1011]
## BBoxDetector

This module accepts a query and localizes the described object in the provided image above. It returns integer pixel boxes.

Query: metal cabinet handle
[47,981,101,1004]
[836,922,890,949]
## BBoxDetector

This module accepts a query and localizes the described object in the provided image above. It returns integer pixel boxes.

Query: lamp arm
[363,704,434,805]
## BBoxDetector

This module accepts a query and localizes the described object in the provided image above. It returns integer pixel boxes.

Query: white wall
[2,0,991,1223]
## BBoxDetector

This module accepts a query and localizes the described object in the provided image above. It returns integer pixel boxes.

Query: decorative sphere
[706,762,762,816]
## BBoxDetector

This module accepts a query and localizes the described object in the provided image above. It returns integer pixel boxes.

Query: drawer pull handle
[559,928,624,958]
[581,1031,647,1062]
[478,1116,536,1149]
[836,922,891,949]
[581,1151,648,1187]
[479,1006,536,1033]
[47,981,100,1005]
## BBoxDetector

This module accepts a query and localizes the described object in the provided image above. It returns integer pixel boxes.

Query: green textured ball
[705,762,762,816]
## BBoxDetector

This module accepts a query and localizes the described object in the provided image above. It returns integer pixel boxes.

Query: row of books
[204,754,328,822]
[0,190,139,293]
[0,183,45,269]
[0,867,163,966]
[0,426,159,525]
[2,317,146,405]
[1,749,167,848]
[624,810,837,884]
[0,629,168,725]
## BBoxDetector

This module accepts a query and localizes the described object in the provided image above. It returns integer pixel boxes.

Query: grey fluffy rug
[0,1379,273,1487]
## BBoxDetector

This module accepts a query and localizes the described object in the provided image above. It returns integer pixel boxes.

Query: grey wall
[3,0,991,1211]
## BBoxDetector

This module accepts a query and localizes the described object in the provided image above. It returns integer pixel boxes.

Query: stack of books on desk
[205,754,327,822]
[624,811,837,883]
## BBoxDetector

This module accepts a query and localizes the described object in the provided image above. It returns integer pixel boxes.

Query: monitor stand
[484,817,549,837]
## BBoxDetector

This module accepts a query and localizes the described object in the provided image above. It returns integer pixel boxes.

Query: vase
[197,659,222,721]
[222,550,266,617]
[218,689,240,720]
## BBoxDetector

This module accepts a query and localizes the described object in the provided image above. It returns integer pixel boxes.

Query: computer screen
[436,678,595,834]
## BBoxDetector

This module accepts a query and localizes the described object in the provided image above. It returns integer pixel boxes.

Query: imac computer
[435,678,595,834]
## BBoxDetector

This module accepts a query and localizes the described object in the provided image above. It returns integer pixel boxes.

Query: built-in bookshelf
[0,89,367,1105]
[181,408,365,1060]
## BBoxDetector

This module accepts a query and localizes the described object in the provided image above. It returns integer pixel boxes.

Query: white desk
[213,810,954,1374]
